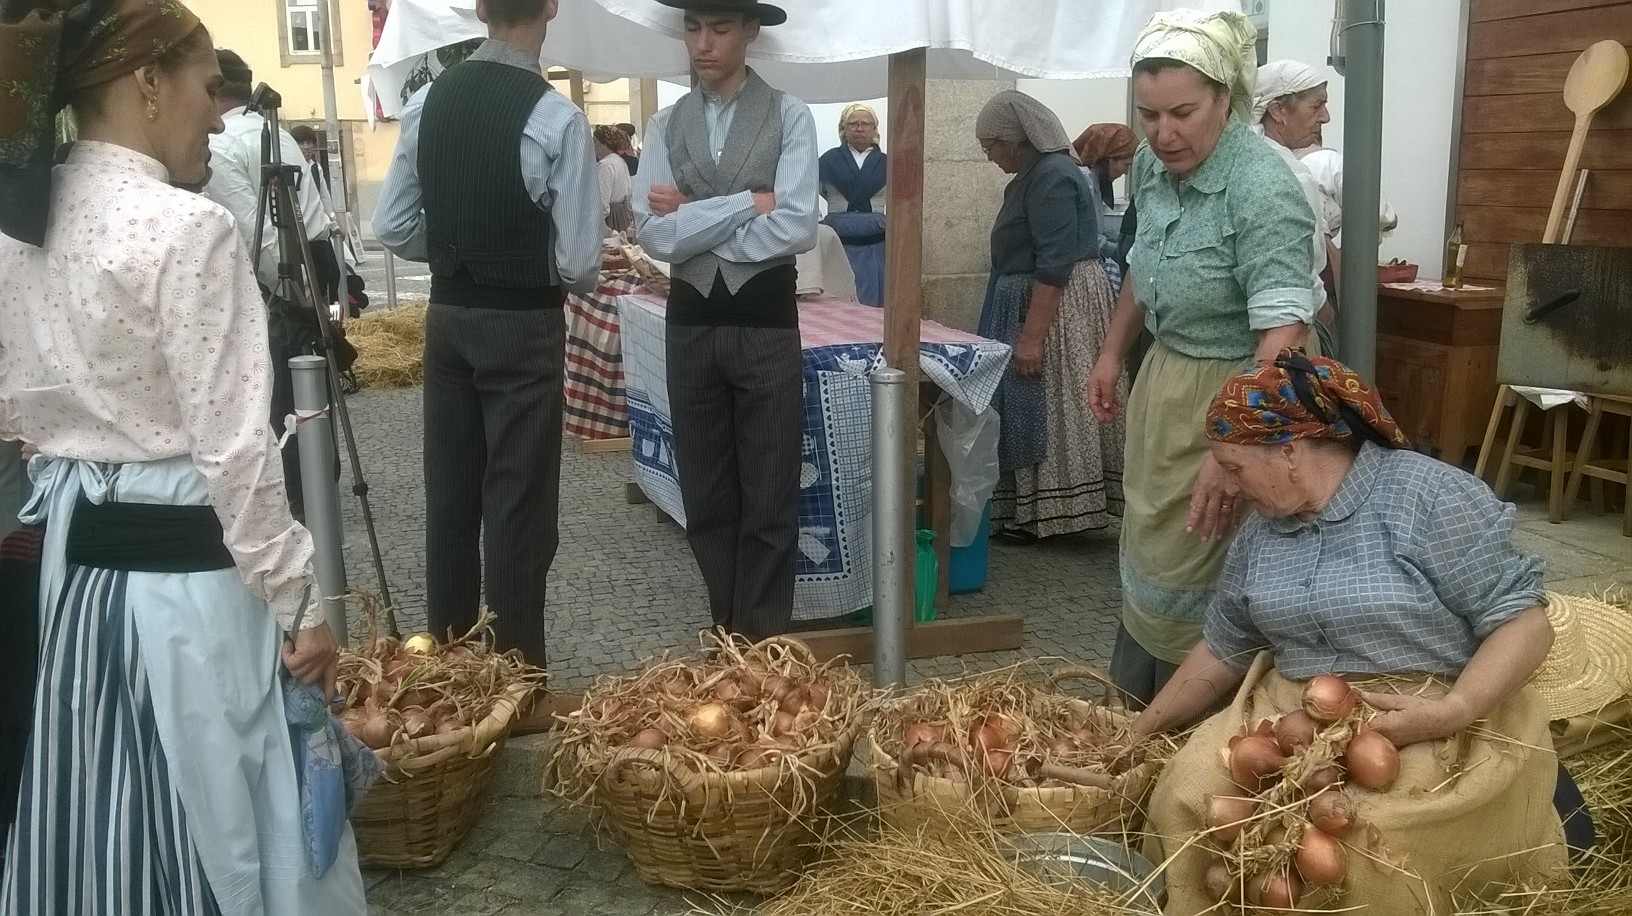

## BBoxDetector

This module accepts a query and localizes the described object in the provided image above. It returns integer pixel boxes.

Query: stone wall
[920,79,1016,333]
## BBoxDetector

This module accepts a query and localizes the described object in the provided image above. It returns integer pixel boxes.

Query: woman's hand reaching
[1187,452,1243,542]
[283,621,340,700]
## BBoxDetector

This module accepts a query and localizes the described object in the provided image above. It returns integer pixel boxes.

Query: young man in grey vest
[374,0,601,723]
[634,0,818,642]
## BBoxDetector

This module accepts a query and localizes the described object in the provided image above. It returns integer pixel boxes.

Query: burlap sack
[1146,654,1569,915]
[1550,696,1632,759]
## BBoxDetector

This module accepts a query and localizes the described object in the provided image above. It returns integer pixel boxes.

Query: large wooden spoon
[1544,40,1630,243]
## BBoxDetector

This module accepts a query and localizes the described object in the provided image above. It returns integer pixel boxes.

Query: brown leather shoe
[509,692,584,737]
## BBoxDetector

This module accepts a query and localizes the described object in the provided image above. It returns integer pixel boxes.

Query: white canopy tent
[365,0,1232,116]
[364,0,1251,678]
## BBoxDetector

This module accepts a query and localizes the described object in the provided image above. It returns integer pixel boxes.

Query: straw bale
[348,302,428,389]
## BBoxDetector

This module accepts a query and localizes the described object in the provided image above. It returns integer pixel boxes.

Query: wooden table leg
[922,387,953,612]
[1547,407,1569,524]
[1493,397,1531,500]
[1474,385,1513,482]
[1562,397,1602,522]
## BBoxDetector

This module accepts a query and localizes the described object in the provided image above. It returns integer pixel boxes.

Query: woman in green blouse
[1086,10,1322,703]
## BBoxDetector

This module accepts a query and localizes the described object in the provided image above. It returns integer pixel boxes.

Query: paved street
[332,336,1627,915]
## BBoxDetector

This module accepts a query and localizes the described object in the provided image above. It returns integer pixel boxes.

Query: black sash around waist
[65,499,234,573]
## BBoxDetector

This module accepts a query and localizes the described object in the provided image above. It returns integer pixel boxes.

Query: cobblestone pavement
[336,383,1627,916]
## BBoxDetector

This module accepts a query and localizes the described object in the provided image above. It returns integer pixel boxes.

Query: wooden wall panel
[1455,1,1632,283]
[1471,0,1623,23]
[1465,52,1597,96]
[1461,93,1632,132]
[1467,5,1632,59]
[1459,130,1632,171]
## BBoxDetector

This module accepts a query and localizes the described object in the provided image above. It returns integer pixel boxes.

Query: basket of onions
[869,666,1167,840]
[337,608,546,868]
[1199,674,1403,913]
[550,632,869,894]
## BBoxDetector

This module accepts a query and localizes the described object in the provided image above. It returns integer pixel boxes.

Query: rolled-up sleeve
[1230,163,1319,331]
[1025,166,1084,288]
[1412,473,1547,638]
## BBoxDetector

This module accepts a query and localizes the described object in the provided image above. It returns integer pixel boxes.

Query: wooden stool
[1562,395,1632,536]
[1479,389,1580,524]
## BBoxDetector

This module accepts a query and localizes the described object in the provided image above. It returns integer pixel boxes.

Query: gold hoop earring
[146,100,159,121]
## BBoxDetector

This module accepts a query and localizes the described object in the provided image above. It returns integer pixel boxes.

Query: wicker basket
[351,683,531,868]
[565,637,865,894]
[868,667,1161,840]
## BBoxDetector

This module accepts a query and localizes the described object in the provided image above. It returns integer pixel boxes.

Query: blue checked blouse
[1203,444,1547,678]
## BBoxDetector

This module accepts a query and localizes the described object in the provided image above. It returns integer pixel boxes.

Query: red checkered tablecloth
[563,272,645,440]
[624,289,991,349]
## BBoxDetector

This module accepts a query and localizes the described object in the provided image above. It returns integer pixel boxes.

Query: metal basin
[1002,832,1165,909]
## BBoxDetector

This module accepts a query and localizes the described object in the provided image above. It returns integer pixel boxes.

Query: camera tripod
[247,83,399,637]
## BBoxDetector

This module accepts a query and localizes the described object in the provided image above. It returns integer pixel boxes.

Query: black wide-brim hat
[654,0,788,27]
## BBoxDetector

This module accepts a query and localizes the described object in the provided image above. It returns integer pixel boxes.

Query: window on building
[279,0,344,67]
[288,0,321,54]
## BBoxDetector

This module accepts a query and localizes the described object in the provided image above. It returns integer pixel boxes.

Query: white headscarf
[1131,9,1259,121]
[1251,60,1328,126]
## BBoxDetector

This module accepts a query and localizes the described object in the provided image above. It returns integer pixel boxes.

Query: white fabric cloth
[597,152,633,219]
[0,141,318,632]
[1250,59,1327,124]
[795,224,858,299]
[16,455,367,915]
[205,107,332,287]
[850,147,870,169]
[366,0,1237,116]
[1298,146,1400,242]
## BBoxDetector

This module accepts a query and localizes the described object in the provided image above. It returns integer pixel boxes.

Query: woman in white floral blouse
[0,1,365,912]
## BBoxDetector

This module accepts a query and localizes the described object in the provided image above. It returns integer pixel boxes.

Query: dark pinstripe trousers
[665,325,803,641]
[423,303,564,667]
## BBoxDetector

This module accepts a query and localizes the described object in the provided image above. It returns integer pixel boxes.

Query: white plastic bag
[936,400,1000,548]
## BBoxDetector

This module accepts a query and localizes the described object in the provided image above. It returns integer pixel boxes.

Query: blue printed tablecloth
[618,292,1012,620]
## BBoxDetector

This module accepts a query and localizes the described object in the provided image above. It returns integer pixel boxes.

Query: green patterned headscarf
[1131,9,1259,121]
[0,0,203,245]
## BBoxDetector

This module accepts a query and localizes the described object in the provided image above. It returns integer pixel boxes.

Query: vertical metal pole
[291,355,349,645]
[383,247,399,309]
[316,0,350,239]
[1337,0,1385,378]
[871,368,909,689]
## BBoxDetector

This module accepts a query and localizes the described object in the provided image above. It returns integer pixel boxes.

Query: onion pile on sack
[552,632,868,790]
[335,609,545,751]
[879,669,1162,791]
[1200,675,1406,913]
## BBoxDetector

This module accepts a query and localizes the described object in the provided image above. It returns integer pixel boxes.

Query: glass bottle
[1443,223,1467,290]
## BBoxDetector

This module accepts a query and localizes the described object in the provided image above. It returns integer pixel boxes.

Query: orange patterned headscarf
[1072,123,1136,169]
[1206,349,1411,450]
[0,0,203,245]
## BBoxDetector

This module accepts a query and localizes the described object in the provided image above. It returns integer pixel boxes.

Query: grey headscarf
[975,90,1071,154]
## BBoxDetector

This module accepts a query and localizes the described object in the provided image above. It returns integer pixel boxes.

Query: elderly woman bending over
[1136,351,1578,915]
[976,91,1125,542]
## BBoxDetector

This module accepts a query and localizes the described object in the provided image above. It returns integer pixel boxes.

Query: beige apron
[1147,654,1568,915]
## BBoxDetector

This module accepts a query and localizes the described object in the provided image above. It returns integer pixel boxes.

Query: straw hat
[1528,592,1632,721]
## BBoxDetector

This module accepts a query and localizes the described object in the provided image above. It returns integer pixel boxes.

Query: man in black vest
[374,0,600,723]
[634,0,818,642]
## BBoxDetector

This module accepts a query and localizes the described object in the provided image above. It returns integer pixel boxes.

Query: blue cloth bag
[283,674,384,877]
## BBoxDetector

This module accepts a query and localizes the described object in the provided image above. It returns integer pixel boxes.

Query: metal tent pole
[870,369,910,688]
[292,355,350,644]
[1336,0,1386,377]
